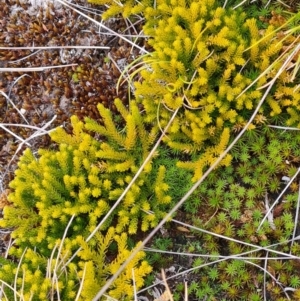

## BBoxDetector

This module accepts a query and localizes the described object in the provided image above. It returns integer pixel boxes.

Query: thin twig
[290,181,300,252]
[263,251,269,301]
[257,167,300,231]
[0,46,109,50]
[0,64,77,72]
[161,269,174,301]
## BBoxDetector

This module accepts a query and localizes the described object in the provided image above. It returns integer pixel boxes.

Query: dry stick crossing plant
[0,64,78,72]
[291,182,300,252]
[145,215,300,260]
[0,46,110,50]
[257,165,300,232]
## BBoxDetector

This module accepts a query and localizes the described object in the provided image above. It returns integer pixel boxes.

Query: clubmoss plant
[88,0,299,183]
[0,226,152,300]
[87,0,155,19]
[0,98,176,299]
[95,0,298,182]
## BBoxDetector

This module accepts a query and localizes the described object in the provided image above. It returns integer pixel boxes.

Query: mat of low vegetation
[0,0,300,300]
